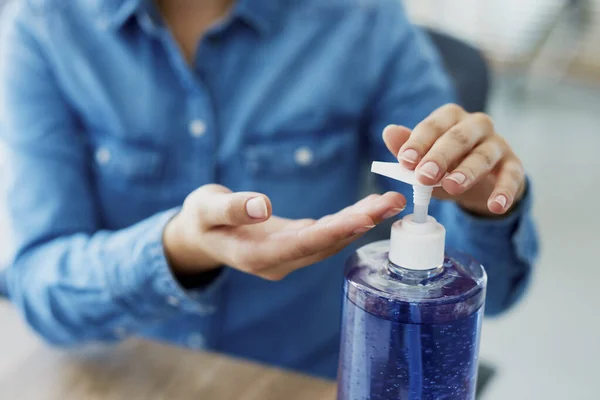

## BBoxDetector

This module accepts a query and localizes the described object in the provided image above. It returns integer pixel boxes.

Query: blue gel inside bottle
[337,241,487,400]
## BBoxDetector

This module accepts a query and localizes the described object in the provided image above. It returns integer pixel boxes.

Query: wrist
[162,213,220,274]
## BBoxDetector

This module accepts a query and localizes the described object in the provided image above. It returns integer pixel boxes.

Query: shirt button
[166,295,180,306]
[187,333,206,349]
[189,120,207,137]
[294,146,314,166]
[95,147,111,165]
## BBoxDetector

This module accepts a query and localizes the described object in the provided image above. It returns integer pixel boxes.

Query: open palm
[173,186,406,281]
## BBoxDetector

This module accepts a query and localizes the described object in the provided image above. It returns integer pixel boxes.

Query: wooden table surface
[0,340,337,400]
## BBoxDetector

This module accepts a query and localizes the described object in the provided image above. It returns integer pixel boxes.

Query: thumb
[193,184,272,227]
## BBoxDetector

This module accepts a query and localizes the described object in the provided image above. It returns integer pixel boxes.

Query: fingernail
[246,197,268,219]
[419,162,440,179]
[493,194,508,209]
[383,207,405,219]
[446,172,467,186]
[353,225,375,234]
[398,149,418,164]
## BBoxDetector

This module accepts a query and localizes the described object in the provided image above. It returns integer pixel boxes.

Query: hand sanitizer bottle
[337,162,487,400]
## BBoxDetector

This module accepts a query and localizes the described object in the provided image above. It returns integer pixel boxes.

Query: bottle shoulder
[344,241,487,323]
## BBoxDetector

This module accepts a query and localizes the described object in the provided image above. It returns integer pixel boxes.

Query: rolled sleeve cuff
[107,208,228,319]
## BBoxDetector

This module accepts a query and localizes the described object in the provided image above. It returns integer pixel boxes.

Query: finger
[245,193,404,272]
[441,138,505,196]
[263,212,375,263]
[337,194,380,216]
[287,218,318,230]
[261,234,359,281]
[416,113,495,185]
[338,192,406,221]
[487,159,525,214]
[355,191,406,223]
[432,187,455,201]
[193,185,272,227]
[397,104,467,169]
[382,124,412,157]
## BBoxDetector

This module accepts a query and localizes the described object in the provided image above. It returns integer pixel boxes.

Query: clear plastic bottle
[336,162,487,400]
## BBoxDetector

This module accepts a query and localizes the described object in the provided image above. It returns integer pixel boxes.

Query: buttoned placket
[136,9,220,186]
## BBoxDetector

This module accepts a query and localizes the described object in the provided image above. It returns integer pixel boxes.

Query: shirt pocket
[240,132,361,218]
[243,131,358,179]
[87,133,166,187]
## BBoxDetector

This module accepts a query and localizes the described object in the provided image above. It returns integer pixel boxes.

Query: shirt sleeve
[364,2,539,315]
[0,3,222,346]
[434,184,538,315]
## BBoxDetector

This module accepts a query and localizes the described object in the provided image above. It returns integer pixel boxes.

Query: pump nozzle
[371,162,442,223]
[370,161,446,271]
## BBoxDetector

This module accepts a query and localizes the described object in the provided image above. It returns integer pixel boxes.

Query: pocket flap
[244,132,356,176]
[89,135,165,183]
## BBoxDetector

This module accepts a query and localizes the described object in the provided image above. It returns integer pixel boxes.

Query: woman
[0,0,537,378]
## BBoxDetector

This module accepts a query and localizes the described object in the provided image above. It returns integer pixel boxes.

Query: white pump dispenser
[371,161,446,271]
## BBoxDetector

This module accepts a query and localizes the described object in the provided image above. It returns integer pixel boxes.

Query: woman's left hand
[383,104,526,217]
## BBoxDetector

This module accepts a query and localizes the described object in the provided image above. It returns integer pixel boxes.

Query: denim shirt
[0,0,538,378]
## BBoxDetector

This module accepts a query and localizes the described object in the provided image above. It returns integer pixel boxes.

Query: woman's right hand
[163,184,406,281]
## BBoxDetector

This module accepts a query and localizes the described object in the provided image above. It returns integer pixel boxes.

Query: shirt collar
[90,0,146,30]
[89,0,284,35]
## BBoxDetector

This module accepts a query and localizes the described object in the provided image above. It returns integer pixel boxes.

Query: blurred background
[1,0,599,399]
[406,1,600,399]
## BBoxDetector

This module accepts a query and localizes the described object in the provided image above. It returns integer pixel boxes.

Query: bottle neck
[387,260,444,285]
